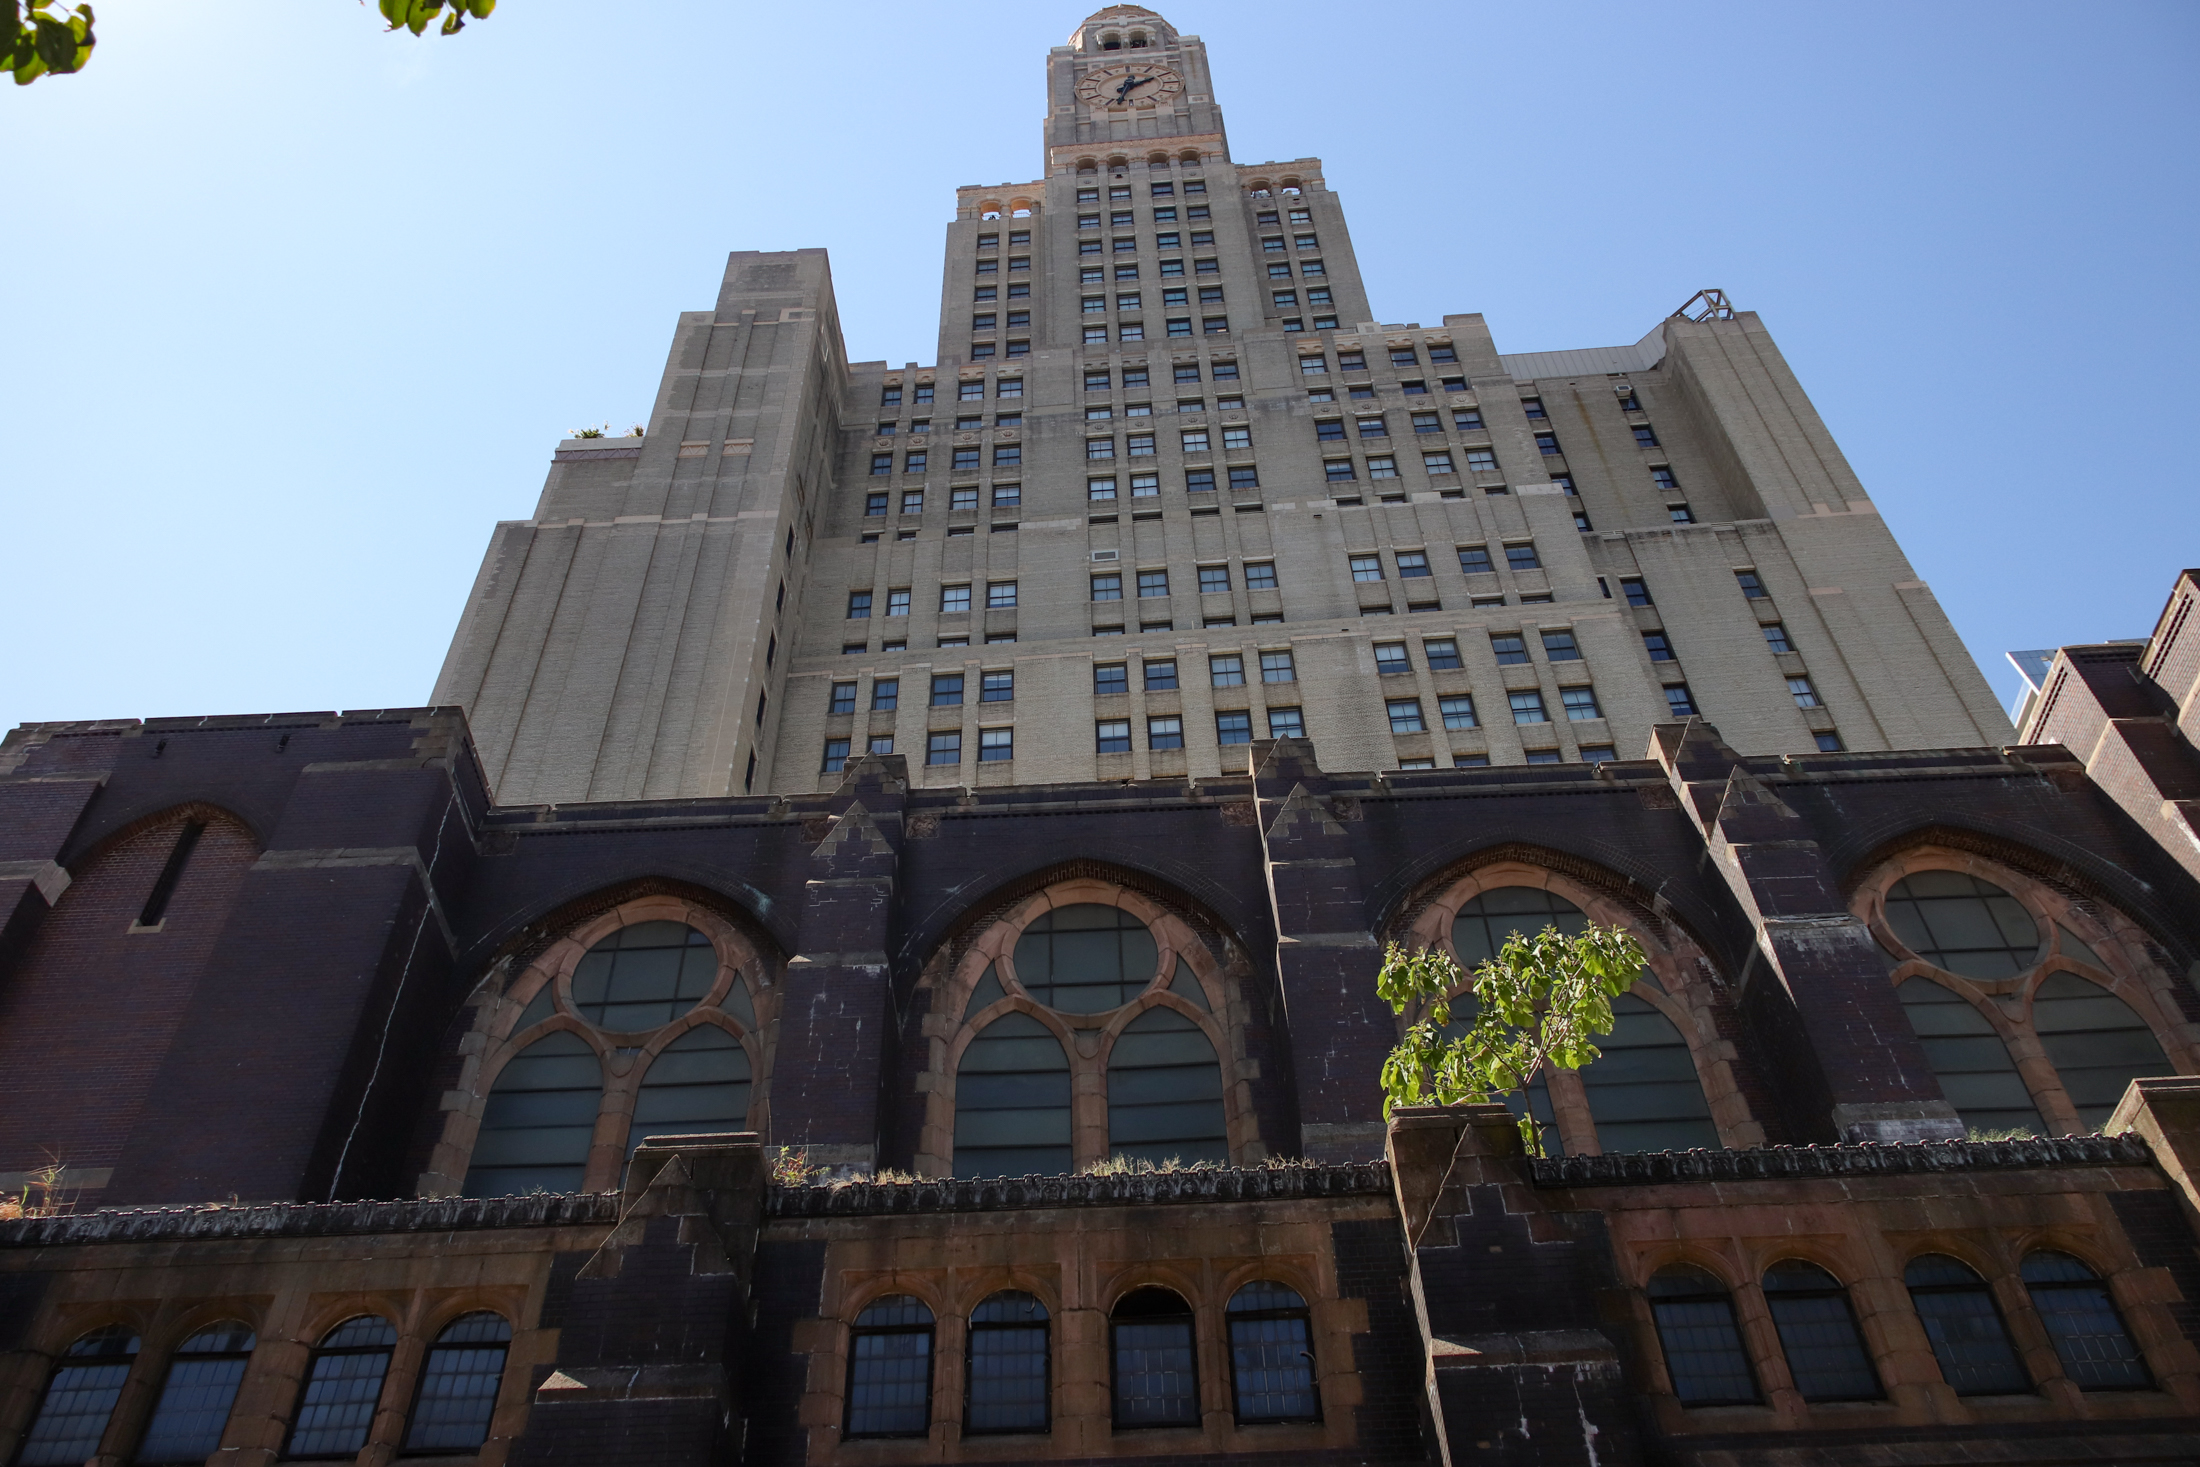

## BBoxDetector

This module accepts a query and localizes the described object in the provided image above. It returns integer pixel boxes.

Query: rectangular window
[1509,691,1549,725]
[881,386,903,407]
[978,727,1013,762]
[901,490,925,515]
[1367,456,1397,479]
[1245,561,1277,589]
[848,591,873,619]
[1087,438,1116,460]
[1422,637,1462,671]
[1295,234,1318,251]
[1541,630,1580,661]
[931,674,964,706]
[829,682,857,715]
[1736,570,1767,598]
[1455,752,1490,767]
[1147,715,1185,750]
[1096,719,1132,753]
[1668,504,1694,523]
[1118,323,1144,341]
[952,446,980,470]
[1159,258,1184,276]
[1315,419,1346,442]
[1439,695,1478,730]
[1458,545,1493,574]
[988,581,1017,609]
[1524,749,1562,765]
[1815,731,1844,752]
[1127,433,1155,456]
[1763,623,1793,653]
[1788,676,1821,708]
[1621,577,1653,607]
[1453,409,1484,430]
[1665,684,1699,716]
[1198,565,1230,593]
[1561,686,1602,720]
[1092,573,1123,601]
[1203,317,1229,335]
[1535,433,1560,456]
[1216,710,1253,745]
[1350,554,1384,582]
[1521,397,1546,419]
[1633,425,1660,448]
[1464,449,1497,473]
[871,679,900,711]
[1260,650,1295,683]
[1138,569,1170,598]
[941,584,971,613]
[1423,451,1454,475]
[971,343,996,359]
[1273,291,1298,309]
[1210,654,1245,688]
[1165,319,1192,338]
[1221,427,1251,452]
[927,731,961,766]
[914,385,933,404]
[1651,466,1679,490]
[1084,326,1110,344]
[1643,631,1675,662]
[1117,264,1140,280]
[1181,429,1210,452]
[1374,642,1410,675]
[870,453,893,476]
[1337,351,1366,371]
[1302,258,1325,276]
[1300,355,1327,375]
[821,738,850,774]
[904,450,927,473]
[992,484,1021,506]
[951,486,979,510]
[980,671,1014,703]
[1386,698,1426,733]
[1267,706,1304,738]
[1095,662,1129,696]
[993,445,1021,467]
[1089,477,1118,500]
[1228,466,1259,490]
[1083,295,1107,314]
[1490,633,1529,665]
[1144,660,1178,691]
[1086,370,1111,390]
[1505,543,1541,570]
[1130,472,1159,496]
[1410,412,1442,434]
[886,588,912,617]
[1185,468,1216,492]
[1394,551,1431,580]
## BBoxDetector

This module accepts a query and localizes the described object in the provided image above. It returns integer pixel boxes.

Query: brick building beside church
[4,8,2200,1466]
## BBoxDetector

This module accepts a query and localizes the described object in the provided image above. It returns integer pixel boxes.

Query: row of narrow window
[845,1283,1316,1437]
[18,1314,509,1465]
[1651,1252,2149,1406]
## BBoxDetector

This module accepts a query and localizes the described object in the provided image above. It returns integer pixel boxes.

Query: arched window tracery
[1858,849,2191,1136]
[435,896,775,1197]
[1401,862,1743,1155]
[921,880,1252,1177]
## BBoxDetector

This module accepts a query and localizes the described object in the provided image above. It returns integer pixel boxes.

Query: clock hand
[1115,74,1153,100]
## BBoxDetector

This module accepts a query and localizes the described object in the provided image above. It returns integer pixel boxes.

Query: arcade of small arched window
[1856,850,2193,1138]
[920,880,1252,1178]
[428,897,774,1197]
[1399,862,1757,1156]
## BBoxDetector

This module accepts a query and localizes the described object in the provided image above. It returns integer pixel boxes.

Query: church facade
[4,8,2200,1466]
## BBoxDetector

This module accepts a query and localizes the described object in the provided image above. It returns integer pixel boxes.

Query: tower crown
[1069,5,1174,52]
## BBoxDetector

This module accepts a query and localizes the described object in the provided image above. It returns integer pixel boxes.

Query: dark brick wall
[742,1238,827,1466]
[1331,1217,1430,1462]
[2108,1189,2200,1347]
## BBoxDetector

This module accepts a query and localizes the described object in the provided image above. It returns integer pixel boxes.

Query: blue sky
[4,0,2195,736]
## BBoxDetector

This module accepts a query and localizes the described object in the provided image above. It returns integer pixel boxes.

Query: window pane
[464,1031,601,1197]
[1014,905,1159,1013]
[1761,1262,1881,1402]
[568,921,718,1030]
[1451,888,1586,966]
[1227,1282,1318,1422]
[136,1324,255,1464]
[1905,1255,2027,1394]
[1895,979,2042,1135]
[1579,995,1718,1152]
[287,1318,398,1457]
[2021,1252,2150,1389]
[1112,1293,1199,1427]
[955,1012,1071,1177]
[967,1292,1051,1432]
[2032,973,2173,1127]
[847,1307,933,1437]
[403,1313,512,1452]
[17,1328,137,1467]
[1107,1007,1227,1165]
[1647,1270,1758,1405]
[630,1026,751,1155]
[1883,871,2041,979]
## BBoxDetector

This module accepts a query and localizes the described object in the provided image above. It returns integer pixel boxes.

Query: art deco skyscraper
[435,5,2009,805]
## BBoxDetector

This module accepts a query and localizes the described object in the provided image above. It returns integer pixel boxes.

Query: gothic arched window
[1646,1266,1759,1406]
[404,1312,512,1452]
[1226,1280,1319,1423]
[845,1296,934,1438]
[1865,855,2190,1137]
[440,901,773,1197]
[927,884,1244,1177]
[1760,1261,1881,1402]
[1580,995,1719,1152]
[286,1316,397,1458]
[137,1321,255,1463]
[17,1325,138,1467]
[2020,1251,2149,1390]
[1903,1254,2026,1395]
[1112,1288,1199,1428]
[965,1291,1050,1433]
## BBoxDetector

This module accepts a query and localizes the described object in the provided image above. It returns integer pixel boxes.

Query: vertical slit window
[1904,1254,2028,1395]
[844,1296,934,1438]
[1761,1262,1881,1401]
[285,1316,397,1458]
[1227,1281,1319,1423]
[954,1012,1071,1177]
[462,1031,602,1197]
[137,819,205,927]
[629,1025,751,1156]
[1895,979,2042,1136]
[1111,1289,1199,1428]
[965,1291,1051,1433]
[2020,1251,2149,1389]
[403,1312,511,1452]
[1647,1267,1760,1405]
[1106,1007,1227,1165]
[15,1325,138,1467]
[136,1322,255,1464]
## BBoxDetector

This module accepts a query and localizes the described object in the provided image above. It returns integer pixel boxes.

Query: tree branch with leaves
[1377,923,1647,1159]
[6,0,92,85]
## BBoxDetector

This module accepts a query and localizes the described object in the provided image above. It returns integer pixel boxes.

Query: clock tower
[1046,6,1229,171]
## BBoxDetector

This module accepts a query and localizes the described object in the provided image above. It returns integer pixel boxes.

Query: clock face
[1076,62,1184,112]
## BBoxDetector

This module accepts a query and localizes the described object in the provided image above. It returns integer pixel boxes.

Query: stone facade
[432,6,2009,809]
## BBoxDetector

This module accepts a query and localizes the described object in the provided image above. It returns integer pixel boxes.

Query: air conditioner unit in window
[1090,549,1121,563]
